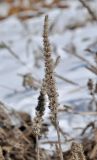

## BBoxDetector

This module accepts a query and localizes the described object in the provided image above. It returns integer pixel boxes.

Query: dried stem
[79,0,97,21]
[70,142,86,160]
[55,119,64,160]
[55,73,79,86]
[43,15,63,160]
[1,42,26,65]
[36,135,40,160]
[0,147,4,160]
[32,81,46,160]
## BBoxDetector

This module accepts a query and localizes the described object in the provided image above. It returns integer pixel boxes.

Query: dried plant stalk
[0,147,4,160]
[32,81,46,160]
[43,15,63,160]
[79,0,97,20]
[1,42,26,66]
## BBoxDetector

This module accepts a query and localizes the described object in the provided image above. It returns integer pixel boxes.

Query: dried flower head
[43,15,59,121]
[32,82,46,136]
[32,114,43,136]
[70,142,86,160]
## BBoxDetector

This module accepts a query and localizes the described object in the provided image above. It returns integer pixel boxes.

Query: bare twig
[0,147,4,160]
[79,0,97,21]
[42,141,64,144]
[55,73,79,86]
[59,108,97,115]
[81,122,95,136]
[1,42,26,65]
[67,48,97,75]
[0,84,19,93]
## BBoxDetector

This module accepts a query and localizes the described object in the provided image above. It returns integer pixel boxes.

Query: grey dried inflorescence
[43,15,64,160]
[70,142,86,160]
[43,15,59,121]
[32,81,46,136]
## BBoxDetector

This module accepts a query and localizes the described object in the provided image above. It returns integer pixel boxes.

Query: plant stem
[55,118,64,160]
[36,135,40,160]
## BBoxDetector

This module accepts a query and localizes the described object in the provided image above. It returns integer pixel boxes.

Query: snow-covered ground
[0,0,97,151]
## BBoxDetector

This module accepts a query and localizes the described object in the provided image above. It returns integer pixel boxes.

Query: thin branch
[1,42,26,65]
[55,73,79,86]
[58,108,97,115]
[67,48,97,75]
[79,0,97,21]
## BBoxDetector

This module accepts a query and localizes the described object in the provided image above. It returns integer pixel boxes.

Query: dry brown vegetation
[0,101,97,160]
